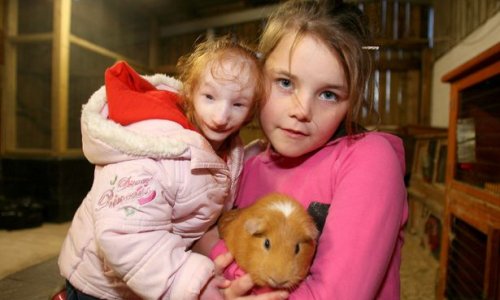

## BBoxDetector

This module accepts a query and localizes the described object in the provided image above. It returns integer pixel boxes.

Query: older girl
[202,1,408,299]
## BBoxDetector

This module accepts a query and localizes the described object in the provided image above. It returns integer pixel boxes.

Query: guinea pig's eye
[264,238,271,250]
[295,243,300,254]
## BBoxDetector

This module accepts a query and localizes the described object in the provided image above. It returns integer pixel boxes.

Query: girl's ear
[244,218,265,235]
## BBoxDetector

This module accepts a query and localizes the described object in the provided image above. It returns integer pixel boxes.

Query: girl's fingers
[213,252,234,275]
[222,274,289,299]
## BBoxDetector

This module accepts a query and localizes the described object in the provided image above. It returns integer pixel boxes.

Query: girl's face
[260,33,349,158]
[192,59,256,151]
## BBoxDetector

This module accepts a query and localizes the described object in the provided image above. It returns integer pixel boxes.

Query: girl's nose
[289,90,312,122]
[212,103,230,128]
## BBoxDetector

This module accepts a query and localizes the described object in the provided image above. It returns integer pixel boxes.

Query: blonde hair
[177,36,264,128]
[259,0,376,136]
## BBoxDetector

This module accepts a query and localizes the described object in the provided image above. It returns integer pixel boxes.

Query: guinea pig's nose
[268,278,289,288]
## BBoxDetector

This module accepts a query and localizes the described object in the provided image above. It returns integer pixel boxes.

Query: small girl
[205,1,408,299]
[58,36,262,300]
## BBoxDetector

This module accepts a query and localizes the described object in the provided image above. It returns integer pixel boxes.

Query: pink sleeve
[289,136,407,299]
[209,240,273,295]
[209,239,230,260]
[209,240,246,281]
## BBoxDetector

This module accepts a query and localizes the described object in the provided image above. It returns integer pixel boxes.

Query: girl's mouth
[281,127,307,138]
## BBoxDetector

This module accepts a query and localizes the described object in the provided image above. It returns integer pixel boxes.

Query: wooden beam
[1,148,83,158]
[374,37,430,49]
[486,228,500,299]
[7,32,52,43]
[375,57,421,70]
[154,64,177,75]
[69,35,148,71]
[1,0,18,154]
[149,18,159,69]
[346,0,433,4]
[160,4,279,38]
[420,48,432,125]
[51,0,71,155]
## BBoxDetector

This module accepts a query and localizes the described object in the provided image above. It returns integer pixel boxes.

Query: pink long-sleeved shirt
[235,132,408,299]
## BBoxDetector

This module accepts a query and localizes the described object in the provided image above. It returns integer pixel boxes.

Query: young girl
[204,1,408,299]
[58,36,263,300]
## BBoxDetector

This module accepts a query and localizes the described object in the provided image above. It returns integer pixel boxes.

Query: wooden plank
[409,3,422,38]
[51,0,71,155]
[69,35,147,71]
[406,70,420,124]
[470,0,479,30]
[148,18,159,69]
[374,37,428,49]
[448,188,500,232]
[377,63,388,124]
[7,32,52,42]
[436,206,453,299]
[376,56,420,70]
[0,0,4,65]
[476,0,484,29]
[363,1,380,38]
[160,4,279,38]
[397,1,407,39]
[2,147,83,158]
[2,0,18,154]
[420,48,432,125]
[460,0,467,38]
[389,69,401,125]
[154,64,177,75]
[442,42,500,82]
[432,0,450,57]
[385,0,394,39]
[488,0,498,19]
[485,228,500,299]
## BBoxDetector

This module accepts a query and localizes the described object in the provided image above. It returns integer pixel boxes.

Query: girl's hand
[199,253,233,300]
[205,252,289,299]
[222,274,289,300]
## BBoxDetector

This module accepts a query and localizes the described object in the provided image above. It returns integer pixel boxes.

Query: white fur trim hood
[81,73,214,165]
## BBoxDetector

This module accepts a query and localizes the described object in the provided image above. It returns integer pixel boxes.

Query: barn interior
[0,0,499,299]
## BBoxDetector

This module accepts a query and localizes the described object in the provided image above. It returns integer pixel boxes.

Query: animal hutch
[437,43,500,300]
[407,126,447,259]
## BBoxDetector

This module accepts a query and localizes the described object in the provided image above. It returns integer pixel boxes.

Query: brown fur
[218,193,319,289]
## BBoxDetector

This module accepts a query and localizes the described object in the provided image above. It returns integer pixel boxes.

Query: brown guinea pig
[218,193,319,290]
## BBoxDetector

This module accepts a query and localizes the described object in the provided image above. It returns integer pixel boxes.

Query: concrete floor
[0,223,438,299]
[0,222,70,299]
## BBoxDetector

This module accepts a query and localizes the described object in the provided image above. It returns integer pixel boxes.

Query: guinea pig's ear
[218,209,240,237]
[219,209,240,227]
[244,217,265,236]
[305,221,320,241]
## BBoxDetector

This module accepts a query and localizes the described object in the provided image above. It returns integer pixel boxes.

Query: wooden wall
[158,1,434,129]
[434,0,500,59]
[362,1,432,126]
[3,0,499,155]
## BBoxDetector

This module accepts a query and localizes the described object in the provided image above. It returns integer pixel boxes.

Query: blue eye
[319,91,338,102]
[277,78,292,90]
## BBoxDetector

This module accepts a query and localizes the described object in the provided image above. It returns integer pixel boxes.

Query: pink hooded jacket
[58,72,243,299]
